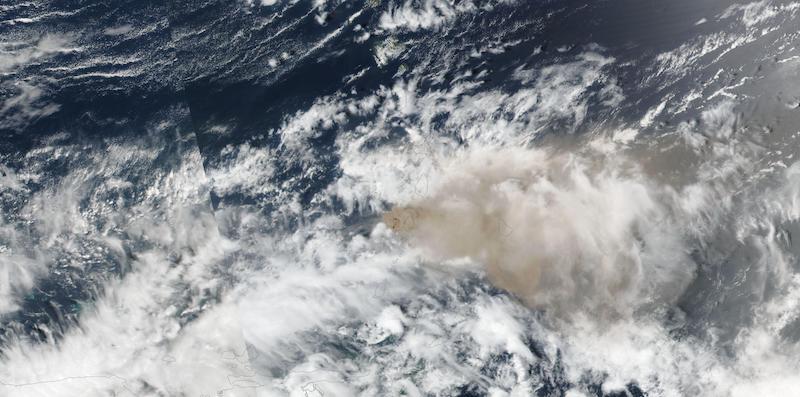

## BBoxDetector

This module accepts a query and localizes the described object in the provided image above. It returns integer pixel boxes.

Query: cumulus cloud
[0,125,251,396]
[0,82,60,130]
[0,34,74,73]
[378,0,516,32]
[379,0,460,32]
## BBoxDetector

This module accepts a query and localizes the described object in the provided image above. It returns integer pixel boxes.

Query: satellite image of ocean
[2,0,800,396]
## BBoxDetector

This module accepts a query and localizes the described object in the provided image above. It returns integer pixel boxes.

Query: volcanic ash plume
[383,147,694,319]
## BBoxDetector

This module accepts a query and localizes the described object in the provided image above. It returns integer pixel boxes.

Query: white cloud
[378,0,517,32]
[720,0,800,27]
[0,82,60,130]
[0,34,75,73]
[379,0,460,32]
[208,143,277,197]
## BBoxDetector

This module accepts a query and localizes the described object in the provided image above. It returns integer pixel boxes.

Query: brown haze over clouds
[382,146,695,320]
